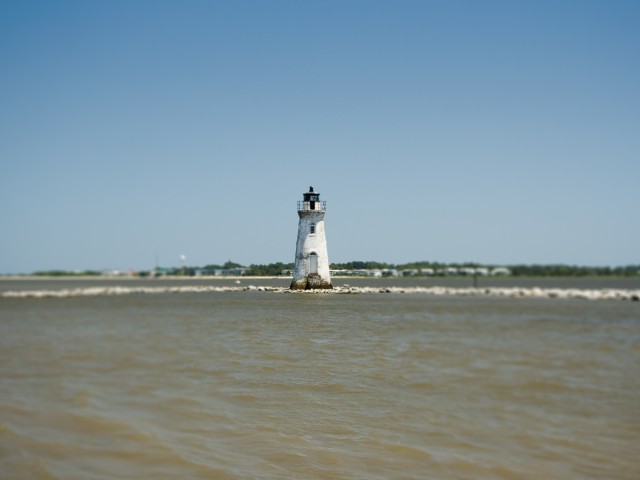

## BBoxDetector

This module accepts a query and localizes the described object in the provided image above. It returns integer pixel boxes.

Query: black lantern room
[297,186,326,212]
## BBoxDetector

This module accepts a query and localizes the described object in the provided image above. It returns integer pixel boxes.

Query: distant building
[402,269,419,276]
[194,268,248,276]
[214,268,249,276]
[491,267,511,276]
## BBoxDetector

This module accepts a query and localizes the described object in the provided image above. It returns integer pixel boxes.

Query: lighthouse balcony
[297,200,326,212]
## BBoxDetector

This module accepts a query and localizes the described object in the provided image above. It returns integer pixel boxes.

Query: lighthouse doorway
[309,252,318,274]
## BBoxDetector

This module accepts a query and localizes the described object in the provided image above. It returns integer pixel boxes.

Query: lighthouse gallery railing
[297,201,327,211]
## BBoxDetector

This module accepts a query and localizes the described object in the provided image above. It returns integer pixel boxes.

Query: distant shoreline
[1,274,639,281]
[7,262,639,279]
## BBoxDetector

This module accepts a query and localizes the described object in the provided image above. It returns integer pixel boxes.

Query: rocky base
[289,274,333,291]
[3,285,639,301]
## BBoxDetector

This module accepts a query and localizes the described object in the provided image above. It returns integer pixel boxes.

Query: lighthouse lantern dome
[298,186,326,212]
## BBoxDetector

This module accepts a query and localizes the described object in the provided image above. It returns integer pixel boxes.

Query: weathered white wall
[291,210,332,289]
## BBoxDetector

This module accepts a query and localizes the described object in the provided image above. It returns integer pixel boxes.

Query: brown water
[1,280,639,479]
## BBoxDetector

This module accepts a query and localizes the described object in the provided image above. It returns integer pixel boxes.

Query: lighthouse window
[310,223,316,234]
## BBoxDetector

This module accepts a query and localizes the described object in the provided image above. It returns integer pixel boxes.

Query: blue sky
[1,0,638,273]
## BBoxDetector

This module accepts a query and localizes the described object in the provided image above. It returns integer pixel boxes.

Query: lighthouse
[290,186,333,290]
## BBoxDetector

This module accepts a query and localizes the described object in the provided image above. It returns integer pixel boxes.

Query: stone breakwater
[2,285,639,301]
[329,286,640,301]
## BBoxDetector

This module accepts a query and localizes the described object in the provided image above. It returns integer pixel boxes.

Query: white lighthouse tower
[290,186,333,290]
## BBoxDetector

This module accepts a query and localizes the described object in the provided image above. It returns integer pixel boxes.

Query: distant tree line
[23,262,640,277]
[330,261,392,270]
[245,262,293,276]
[32,270,103,277]
[152,261,295,277]
[331,261,640,277]
[508,264,640,277]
